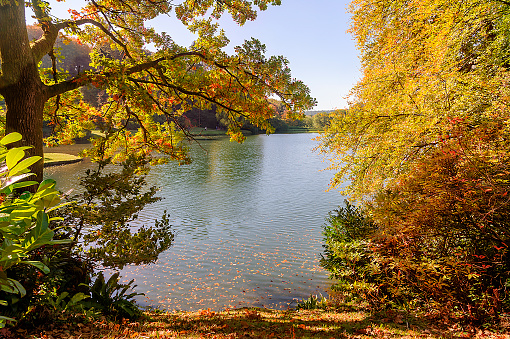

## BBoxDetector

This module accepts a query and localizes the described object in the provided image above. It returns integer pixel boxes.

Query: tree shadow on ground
[20,307,484,338]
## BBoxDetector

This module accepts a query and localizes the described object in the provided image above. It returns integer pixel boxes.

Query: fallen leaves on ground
[12,308,510,339]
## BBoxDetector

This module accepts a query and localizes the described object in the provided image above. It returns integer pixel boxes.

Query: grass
[20,307,510,338]
[44,152,82,167]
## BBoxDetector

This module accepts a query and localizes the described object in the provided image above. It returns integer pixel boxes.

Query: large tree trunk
[0,1,46,182]
[3,75,45,183]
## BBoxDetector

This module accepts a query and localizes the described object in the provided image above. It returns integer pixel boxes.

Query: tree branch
[127,77,243,114]
[30,0,59,63]
[44,50,276,114]
[55,18,132,59]
[115,52,205,76]
[44,52,202,98]
[45,78,84,99]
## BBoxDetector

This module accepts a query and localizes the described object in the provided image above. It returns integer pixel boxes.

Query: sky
[27,0,360,111]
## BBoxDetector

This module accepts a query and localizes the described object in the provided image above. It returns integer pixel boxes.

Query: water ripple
[46,134,342,311]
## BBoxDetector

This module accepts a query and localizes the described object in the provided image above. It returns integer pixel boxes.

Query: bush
[366,138,510,324]
[322,130,510,325]
[320,201,381,305]
[83,272,143,320]
[0,133,71,327]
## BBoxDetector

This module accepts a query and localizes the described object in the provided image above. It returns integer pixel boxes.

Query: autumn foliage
[320,0,510,325]
[0,0,316,182]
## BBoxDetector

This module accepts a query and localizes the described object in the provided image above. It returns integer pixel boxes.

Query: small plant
[84,271,143,319]
[46,289,90,314]
[296,293,328,310]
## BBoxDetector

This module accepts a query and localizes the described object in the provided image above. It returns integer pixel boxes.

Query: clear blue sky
[27,1,360,110]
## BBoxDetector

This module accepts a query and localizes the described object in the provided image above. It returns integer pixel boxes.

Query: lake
[44,133,343,311]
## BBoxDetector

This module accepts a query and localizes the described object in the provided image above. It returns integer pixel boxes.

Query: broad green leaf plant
[0,132,70,327]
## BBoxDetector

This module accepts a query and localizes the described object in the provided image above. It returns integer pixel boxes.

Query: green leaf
[0,278,26,297]
[12,279,26,297]
[37,179,56,191]
[0,133,22,146]
[9,206,38,222]
[48,239,72,246]
[32,187,60,209]
[70,292,90,305]
[0,244,25,269]
[21,211,54,251]
[6,147,30,169]
[0,174,35,193]
[47,201,73,213]
[9,156,41,177]
[20,260,50,274]
[56,291,69,305]
[0,315,16,324]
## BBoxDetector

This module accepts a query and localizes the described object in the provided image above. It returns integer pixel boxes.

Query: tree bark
[0,1,46,182]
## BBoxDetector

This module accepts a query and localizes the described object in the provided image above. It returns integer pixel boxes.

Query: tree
[0,0,316,181]
[319,0,510,201]
[57,155,175,269]
[310,111,333,130]
[318,0,510,323]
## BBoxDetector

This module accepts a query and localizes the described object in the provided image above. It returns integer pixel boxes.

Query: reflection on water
[44,134,342,311]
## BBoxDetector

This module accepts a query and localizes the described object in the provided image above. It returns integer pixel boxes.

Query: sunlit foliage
[0,0,316,180]
[319,0,510,324]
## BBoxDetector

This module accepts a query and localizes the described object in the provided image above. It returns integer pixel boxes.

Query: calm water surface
[45,133,342,311]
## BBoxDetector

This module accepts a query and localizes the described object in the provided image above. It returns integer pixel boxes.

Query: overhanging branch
[55,18,132,59]
[127,77,243,114]
[45,78,84,99]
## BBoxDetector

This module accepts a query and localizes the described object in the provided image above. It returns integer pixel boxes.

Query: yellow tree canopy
[320,0,510,202]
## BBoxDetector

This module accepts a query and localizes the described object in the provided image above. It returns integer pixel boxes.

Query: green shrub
[83,272,143,319]
[320,201,381,304]
[0,133,71,327]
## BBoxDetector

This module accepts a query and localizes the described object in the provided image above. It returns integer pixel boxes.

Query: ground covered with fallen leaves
[7,307,509,339]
